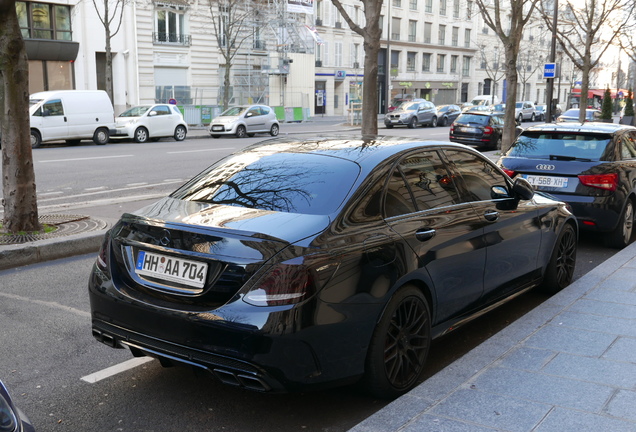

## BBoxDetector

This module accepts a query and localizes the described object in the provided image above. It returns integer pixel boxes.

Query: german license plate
[523,174,569,188]
[211,125,223,131]
[135,251,207,288]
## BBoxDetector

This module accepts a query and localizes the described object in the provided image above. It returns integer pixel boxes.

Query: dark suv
[498,122,636,248]
[384,100,437,128]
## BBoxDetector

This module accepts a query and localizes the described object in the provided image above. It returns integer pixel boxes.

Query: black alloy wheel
[607,199,635,249]
[364,286,431,399]
[539,223,577,294]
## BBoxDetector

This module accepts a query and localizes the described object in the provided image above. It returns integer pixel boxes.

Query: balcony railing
[153,32,192,46]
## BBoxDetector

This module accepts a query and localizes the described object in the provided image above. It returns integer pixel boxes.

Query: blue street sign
[544,63,556,79]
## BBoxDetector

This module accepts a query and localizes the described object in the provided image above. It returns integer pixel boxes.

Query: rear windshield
[456,114,489,125]
[171,152,360,215]
[508,132,612,161]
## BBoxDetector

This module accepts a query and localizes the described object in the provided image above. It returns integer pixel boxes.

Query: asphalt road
[0,122,622,431]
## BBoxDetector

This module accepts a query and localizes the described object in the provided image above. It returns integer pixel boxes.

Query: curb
[0,229,107,271]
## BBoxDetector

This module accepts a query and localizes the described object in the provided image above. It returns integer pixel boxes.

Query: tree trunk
[501,44,519,154]
[104,0,114,103]
[0,0,41,233]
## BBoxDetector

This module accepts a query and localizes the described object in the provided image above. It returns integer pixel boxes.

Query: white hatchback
[209,105,280,138]
[112,104,188,143]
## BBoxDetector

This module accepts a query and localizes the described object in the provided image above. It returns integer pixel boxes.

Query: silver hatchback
[209,105,280,138]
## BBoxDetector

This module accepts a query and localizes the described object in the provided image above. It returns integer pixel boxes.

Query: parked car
[449,111,505,149]
[464,105,492,114]
[388,97,423,112]
[515,101,537,122]
[557,108,602,123]
[209,105,280,138]
[111,104,188,143]
[26,90,116,148]
[384,100,437,128]
[89,136,577,399]
[498,122,636,248]
[490,103,506,113]
[0,380,35,432]
[436,104,462,126]
[535,104,563,121]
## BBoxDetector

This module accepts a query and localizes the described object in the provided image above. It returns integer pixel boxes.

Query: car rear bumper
[547,193,622,232]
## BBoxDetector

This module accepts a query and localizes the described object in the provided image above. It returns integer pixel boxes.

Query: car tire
[133,127,149,143]
[531,113,536,122]
[174,125,187,141]
[270,123,279,136]
[518,114,523,123]
[538,223,577,294]
[430,116,438,127]
[30,130,42,149]
[363,285,431,399]
[439,117,447,127]
[236,125,247,138]
[407,117,417,129]
[211,135,220,139]
[385,124,394,129]
[93,127,109,145]
[493,136,502,150]
[606,199,635,249]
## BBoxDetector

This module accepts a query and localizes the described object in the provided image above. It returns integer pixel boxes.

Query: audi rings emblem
[159,229,172,246]
[536,164,556,171]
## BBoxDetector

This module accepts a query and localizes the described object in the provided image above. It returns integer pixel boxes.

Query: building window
[437,54,445,72]
[407,52,416,71]
[393,0,402,7]
[464,28,471,48]
[451,55,458,73]
[391,17,401,40]
[335,41,343,67]
[155,3,189,45]
[452,27,459,46]
[440,0,447,16]
[410,0,418,11]
[467,0,473,19]
[425,0,433,13]
[424,22,432,43]
[453,0,460,18]
[438,24,446,45]
[17,1,72,40]
[422,53,431,71]
[462,56,471,76]
[409,20,417,42]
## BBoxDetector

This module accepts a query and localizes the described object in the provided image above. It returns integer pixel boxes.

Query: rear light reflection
[96,231,111,272]
[578,173,618,191]
[501,168,516,178]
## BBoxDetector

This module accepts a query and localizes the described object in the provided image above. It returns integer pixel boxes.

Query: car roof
[238,136,478,169]
[522,122,636,134]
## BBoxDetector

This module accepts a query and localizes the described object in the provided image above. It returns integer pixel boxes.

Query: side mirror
[512,177,534,200]
[246,112,254,117]
[149,111,158,116]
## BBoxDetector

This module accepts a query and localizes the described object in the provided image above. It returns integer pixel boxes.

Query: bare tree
[92,0,127,103]
[478,42,506,102]
[517,47,543,101]
[331,0,383,135]
[0,0,40,234]
[541,0,636,122]
[209,0,260,111]
[475,0,540,152]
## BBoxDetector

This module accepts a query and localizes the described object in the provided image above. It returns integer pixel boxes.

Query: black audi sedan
[89,137,577,399]
[498,122,636,248]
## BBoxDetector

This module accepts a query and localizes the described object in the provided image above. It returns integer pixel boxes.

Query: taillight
[483,126,494,135]
[95,231,111,272]
[578,173,618,191]
[501,168,516,178]
[449,125,454,134]
[243,258,338,307]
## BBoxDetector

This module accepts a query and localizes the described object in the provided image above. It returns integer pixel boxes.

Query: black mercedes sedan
[498,122,636,248]
[89,137,577,399]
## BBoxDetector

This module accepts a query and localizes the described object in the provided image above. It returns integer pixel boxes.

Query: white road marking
[81,357,154,383]
[167,147,234,154]
[38,191,64,196]
[0,292,90,318]
[39,155,134,163]
[36,180,183,203]
[84,186,108,191]
[126,182,148,187]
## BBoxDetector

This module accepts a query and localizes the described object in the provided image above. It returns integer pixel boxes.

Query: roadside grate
[0,214,108,245]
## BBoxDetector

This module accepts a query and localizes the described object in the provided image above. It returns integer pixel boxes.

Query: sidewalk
[349,241,636,431]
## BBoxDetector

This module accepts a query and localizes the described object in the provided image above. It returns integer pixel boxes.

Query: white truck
[28,90,116,148]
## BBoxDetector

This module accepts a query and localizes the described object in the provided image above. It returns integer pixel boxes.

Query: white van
[28,90,116,148]
[470,95,500,106]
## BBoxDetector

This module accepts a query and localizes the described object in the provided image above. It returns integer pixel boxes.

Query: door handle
[484,211,499,222]
[415,229,436,242]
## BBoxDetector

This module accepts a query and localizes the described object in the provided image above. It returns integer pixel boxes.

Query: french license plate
[211,125,223,131]
[135,251,208,288]
[523,174,569,188]
[459,127,479,133]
